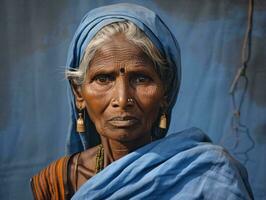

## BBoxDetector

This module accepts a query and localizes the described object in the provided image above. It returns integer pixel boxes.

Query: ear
[70,81,86,109]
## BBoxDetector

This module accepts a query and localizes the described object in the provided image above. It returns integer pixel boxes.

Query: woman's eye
[93,74,114,84]
[132,74,152,84]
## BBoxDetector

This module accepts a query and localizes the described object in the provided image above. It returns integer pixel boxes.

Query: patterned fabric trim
[31,156,71,200]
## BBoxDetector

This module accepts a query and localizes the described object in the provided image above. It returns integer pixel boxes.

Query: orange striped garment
[31,156,72,200]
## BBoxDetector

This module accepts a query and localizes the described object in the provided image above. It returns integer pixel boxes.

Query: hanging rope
[228,0,255,165]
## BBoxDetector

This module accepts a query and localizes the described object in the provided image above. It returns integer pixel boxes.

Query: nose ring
[127,98,134,103]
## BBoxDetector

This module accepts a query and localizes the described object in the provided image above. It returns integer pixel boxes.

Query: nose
[111,78,134,109]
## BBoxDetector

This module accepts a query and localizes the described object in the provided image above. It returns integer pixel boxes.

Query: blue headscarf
[66,3,181,155]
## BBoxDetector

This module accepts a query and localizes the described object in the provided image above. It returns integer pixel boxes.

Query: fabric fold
[72,128,253,199]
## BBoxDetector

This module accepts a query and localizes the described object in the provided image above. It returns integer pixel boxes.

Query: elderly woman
[31,3,253,200]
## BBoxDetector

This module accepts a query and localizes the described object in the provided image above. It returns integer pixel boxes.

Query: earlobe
[70,81,86,109]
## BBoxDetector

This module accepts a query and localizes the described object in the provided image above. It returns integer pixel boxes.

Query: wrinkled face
[76,34,165,142]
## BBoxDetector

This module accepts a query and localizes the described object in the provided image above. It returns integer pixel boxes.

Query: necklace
[95,144,104,173]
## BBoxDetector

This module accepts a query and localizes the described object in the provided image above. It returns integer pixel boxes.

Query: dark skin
[69,34,167,191]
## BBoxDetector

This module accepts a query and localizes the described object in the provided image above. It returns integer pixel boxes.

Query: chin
[101,129,148,143]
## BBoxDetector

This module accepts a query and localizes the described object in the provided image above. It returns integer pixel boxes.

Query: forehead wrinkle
[89,36,154,70]
[99,49,144,62]
[87,64,106,75]
[91,50,151,67]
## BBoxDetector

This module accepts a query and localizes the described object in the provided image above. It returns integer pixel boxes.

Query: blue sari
[72,128,253,199]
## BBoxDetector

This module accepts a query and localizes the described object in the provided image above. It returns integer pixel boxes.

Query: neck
[100,135,151,165]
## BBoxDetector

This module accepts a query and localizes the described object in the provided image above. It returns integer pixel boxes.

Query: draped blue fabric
[65,3,181,154]
[72,128,253,200]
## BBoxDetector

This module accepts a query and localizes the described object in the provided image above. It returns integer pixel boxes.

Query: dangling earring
[76,108,85,133]
[159,113,167,129]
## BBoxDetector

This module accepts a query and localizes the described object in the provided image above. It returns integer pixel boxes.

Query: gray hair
[66,21,171,90]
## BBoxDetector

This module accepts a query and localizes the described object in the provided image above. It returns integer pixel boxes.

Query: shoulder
[167,128,254,199]
[31,155,71,200]
[192,144,253,199]
[168,128,246,177]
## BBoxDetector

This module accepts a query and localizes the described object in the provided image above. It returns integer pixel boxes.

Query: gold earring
[159,113,167,129]
[76,109,85,133]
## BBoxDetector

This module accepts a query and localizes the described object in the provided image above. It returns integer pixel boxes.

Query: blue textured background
[0,0,265,199]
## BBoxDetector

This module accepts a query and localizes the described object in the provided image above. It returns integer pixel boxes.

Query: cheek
[81,85,109,123]
[136,85,163,106]
[136,85,163,123]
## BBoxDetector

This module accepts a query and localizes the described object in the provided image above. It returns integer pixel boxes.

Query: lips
[108,116,139,128]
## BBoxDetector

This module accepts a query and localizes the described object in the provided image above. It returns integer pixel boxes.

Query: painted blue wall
[0,0,265,199]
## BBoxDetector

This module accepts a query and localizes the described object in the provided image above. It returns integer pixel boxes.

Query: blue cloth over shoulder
[72,128,253,199]
[65,3,181,154]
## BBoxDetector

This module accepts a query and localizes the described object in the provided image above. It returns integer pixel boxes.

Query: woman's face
[76,34,165,143]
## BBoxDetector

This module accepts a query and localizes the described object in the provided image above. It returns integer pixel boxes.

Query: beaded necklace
[95,144,104,173]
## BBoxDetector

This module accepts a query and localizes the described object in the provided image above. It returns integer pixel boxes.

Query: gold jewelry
[127,98,134,103]
[95,144,104,173]
[159,113,167,129]
[76,109,85,133]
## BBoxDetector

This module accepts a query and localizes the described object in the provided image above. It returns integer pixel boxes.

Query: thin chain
[74,153,81,192]
[95,144,104,173]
